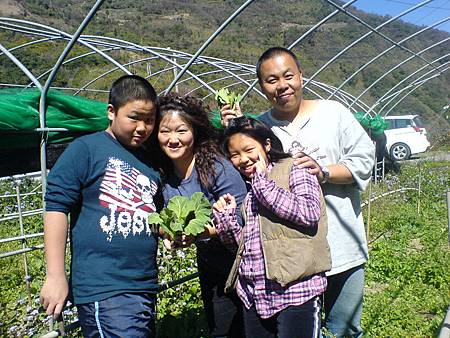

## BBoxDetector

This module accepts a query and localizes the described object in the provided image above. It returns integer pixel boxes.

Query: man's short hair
[256,47,302,82]
[108,75,158,110]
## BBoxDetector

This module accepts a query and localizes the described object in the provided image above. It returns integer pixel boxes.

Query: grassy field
[0,156,449,337]
[361,159,450,337]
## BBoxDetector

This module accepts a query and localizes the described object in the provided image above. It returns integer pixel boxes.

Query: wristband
[320,166,330,183]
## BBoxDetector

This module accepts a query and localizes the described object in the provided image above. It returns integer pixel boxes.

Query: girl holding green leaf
[152,93,247,338]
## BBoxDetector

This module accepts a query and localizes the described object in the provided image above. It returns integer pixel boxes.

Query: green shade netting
[0,88,108,149]
[354,111,388,138]
[0,88,391,149]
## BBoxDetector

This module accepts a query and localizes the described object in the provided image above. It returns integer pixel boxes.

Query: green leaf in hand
[148,192,212,238]
[148,212,163,225]
[184,215,211,236]
[215,88,242,110]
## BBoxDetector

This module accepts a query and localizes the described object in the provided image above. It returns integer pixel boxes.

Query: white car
[384,115,430,160]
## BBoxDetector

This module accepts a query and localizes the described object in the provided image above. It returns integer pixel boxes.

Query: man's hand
[293,152,354,184]
[220,103,242,127]
[292,152,324,181]
[40,275,68,319]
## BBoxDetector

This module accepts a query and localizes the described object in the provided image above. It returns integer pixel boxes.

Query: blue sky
[351,0,450,33]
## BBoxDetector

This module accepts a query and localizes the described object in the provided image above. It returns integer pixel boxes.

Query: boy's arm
[40,211,69,318]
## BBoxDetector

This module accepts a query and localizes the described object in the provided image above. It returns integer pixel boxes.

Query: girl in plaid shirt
[210,117,329,338]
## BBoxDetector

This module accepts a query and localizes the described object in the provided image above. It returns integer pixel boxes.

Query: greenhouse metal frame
[0,0,449,336]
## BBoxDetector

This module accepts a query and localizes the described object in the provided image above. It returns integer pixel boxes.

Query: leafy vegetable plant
[215,88,242,110]
[148,192,211,238]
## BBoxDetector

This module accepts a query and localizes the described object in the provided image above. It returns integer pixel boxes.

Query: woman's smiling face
[158,111,195,164]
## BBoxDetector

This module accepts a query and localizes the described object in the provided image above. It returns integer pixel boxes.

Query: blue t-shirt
[163,158,247,276]
[45,131,162,304]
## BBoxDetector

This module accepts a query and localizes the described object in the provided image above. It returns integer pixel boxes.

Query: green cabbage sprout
[215,88,242,110]
[148,192,211,238]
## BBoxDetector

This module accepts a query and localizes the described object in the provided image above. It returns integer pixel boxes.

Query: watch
[320,166,330,184]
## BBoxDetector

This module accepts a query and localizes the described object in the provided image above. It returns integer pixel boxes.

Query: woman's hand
[197,223,217,240]
[220,103,242,127]
[173,234,196,248]
[162,232,174,250]
[213,193,236,213]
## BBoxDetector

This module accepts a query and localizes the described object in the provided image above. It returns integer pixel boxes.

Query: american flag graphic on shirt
[98,157,158,241]
[99,157,157,214]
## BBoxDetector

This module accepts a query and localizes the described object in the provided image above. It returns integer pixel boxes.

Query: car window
[385,119,395,129]
[395,119,411,128]
[413,116,424,127]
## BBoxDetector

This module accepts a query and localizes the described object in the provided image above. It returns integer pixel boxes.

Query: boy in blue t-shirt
[40,75,162,338]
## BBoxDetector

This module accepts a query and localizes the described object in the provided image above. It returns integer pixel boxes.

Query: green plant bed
[156,246,209,338]
[361,160,450,337]
[0,158,449,337]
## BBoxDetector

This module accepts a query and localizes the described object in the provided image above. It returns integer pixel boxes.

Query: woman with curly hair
[155,93,247,338]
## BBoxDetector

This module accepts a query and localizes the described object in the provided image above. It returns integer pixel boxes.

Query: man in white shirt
[221,47,375,338]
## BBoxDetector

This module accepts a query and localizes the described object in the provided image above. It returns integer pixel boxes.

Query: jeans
[199,269,244,338]
[243,296,322,338]
[324,264,365,338]
[77,292,156,338]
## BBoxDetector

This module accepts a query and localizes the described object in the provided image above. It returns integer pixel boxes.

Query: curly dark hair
[155,93,222,190]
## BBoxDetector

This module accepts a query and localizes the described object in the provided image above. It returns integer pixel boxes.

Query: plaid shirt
[214,163,327,318]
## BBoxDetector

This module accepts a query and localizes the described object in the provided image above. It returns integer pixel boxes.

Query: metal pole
[382,66,449,116]
[0,232,43,244]
[361,42,450,114]
[15,183,32,305]
[169,48,179,93]
[374,148,378,184]
[439,193,450,338]
[438,305,450,338]
[164,0,255,94]
[38,0,105,201]
[330,16,450,102]
[0,245,44,259]
[366,178,372,240]
[309,0,436,90]
[417,161,422,215]
[0,43,42,90]
[447,190,450,246]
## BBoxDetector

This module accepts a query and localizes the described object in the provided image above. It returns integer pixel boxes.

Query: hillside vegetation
[0,0,449,141]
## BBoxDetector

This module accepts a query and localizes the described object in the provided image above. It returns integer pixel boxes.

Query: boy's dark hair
[256,47,302,82]
[222,116,290,163]
[108,75,158,110]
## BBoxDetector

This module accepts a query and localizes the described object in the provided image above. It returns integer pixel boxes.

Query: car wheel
[390,142,411,160]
